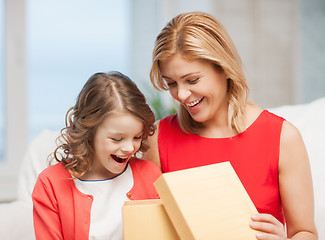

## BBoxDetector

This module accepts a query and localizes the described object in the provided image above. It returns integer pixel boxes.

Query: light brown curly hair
[53,71,156,178]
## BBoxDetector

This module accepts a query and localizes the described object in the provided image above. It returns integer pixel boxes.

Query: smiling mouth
[111,154,128,163]
[185,97,204,108]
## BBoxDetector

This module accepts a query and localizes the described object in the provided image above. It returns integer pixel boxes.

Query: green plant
[140,81,177,120]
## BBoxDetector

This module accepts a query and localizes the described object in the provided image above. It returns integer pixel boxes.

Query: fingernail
[251,214,258,220]
[250,222,257,228]
[256,232,263,239]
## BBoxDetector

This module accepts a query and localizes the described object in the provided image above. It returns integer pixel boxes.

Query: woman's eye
[188,77,199,84]
[167,81,176,86]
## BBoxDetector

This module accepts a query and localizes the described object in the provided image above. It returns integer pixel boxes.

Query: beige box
[122,199,179,240]
[154,161,258,240]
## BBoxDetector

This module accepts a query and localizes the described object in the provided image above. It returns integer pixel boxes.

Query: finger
[255,232,285,240]
[251,214,283,227]
[250,221,282,234]
[250,221,286,240]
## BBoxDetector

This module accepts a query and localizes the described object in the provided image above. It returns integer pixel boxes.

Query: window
[27,0,131,140]
[0,0,131,202]
[1,0,324,203]
[0,0,4,163]
[300,0,325,102]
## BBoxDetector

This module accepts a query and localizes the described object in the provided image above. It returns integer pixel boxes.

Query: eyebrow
[107,130,144,136]
[161,72,200,80]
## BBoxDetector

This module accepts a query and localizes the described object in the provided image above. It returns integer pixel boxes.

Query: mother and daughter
[32,11,317,240]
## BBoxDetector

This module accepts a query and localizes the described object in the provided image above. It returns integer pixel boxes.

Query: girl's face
[159,53,229,126]
[87,111,143,180]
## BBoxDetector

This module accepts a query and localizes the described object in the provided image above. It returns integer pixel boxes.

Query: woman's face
[87,111,143,180]
[159,53,229,125]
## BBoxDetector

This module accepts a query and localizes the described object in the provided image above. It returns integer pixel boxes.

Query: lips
[185,97,204,108]
[111,154,128,163]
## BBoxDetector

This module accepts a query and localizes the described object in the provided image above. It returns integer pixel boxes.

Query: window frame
[0,0,27,202]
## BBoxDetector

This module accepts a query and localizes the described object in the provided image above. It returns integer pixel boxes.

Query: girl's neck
[79,164,127,181]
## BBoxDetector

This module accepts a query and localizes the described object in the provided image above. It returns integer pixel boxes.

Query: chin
[189,113,209,123]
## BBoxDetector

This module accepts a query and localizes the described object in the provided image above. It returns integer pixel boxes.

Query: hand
[250,213,287,240]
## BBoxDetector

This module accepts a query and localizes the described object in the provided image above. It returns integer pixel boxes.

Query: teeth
[185,97,204,107]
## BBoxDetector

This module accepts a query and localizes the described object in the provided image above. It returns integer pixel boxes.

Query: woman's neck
[197,103,262,138]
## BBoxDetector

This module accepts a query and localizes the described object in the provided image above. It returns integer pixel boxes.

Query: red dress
[158,110,285,223]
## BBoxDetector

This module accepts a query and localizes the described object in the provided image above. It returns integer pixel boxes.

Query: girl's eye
[111,138,122,142]
[134,135,143,140]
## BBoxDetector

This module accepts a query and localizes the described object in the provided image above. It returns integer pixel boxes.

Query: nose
[121,140,135,153]
[177,85,191,101]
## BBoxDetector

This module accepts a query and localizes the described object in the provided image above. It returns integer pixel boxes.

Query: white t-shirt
[74,164,133,240]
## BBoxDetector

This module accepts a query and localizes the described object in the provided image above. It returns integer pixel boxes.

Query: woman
[145,12,317,239]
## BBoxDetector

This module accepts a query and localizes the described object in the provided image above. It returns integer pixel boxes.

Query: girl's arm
[250,120,318,239]
[143,121,161,169]
[32,176,63,240]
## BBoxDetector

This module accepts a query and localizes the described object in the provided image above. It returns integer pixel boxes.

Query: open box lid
[154,161,258,240]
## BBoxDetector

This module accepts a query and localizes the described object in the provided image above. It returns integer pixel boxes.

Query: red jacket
[32,158,161,240]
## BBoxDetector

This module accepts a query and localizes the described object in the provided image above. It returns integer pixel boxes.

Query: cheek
[135,141,142,151]
[169,88,179,100]
[98,141,114,153]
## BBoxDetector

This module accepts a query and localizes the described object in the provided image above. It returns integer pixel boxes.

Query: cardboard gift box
[123,161,257,240]
[154,161,258,240]
[122,199,179,240]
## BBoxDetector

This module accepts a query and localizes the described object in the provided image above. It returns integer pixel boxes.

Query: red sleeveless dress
[158,110,285,223]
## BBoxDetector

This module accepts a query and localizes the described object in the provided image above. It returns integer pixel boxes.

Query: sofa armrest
[269,97,325,239]
[0,201,35,240]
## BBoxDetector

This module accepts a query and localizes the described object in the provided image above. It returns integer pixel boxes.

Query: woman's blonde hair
[54,71,156,178]
[150,11,248,134]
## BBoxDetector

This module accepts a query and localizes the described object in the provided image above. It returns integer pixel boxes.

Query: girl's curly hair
[53,71,156,178]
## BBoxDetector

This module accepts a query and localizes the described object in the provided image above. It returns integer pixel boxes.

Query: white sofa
[1,97,324,240]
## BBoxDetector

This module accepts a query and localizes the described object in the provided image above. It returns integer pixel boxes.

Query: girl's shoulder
[38,161,71,181]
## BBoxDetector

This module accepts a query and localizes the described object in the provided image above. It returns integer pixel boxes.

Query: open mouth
[111,154,128,163]
[185,97,204,108]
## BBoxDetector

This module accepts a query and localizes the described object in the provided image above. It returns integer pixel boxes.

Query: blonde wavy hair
[150,11,248,134]
[54,71,156,178]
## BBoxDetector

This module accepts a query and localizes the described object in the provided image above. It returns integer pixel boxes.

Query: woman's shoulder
[245,104,263,121]
[246,104,302,146]
[280,120,303,147]
[158,114,183,134]
[129,158,162,178]
[245,104,284,127]
[129,158,161,171]
[159,114,178,126]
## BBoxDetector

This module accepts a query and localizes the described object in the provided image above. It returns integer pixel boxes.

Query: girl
[32,71,162,240]
[145,12,318,239]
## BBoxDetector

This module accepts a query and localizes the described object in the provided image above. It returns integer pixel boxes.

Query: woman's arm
[250,120,318,239]
[279,121,317,239]
[143,121,161,169]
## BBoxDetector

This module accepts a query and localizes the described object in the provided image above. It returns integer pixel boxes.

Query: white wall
[131,0,325,108]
